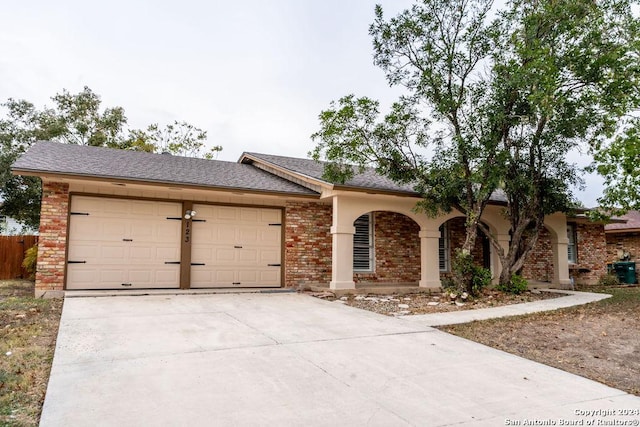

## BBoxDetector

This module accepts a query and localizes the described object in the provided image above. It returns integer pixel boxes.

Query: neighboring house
[12,141,607,297]
[605,210,640,265]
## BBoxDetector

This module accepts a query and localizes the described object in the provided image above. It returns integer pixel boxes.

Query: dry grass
[0,280,63,426]
[440,286,640,396]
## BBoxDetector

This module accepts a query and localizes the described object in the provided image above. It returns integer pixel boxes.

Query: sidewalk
[401,289,610,326]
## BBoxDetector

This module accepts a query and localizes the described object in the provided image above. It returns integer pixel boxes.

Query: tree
[0,87,220,229]
[311,0,640,293]
[590,120,640,213]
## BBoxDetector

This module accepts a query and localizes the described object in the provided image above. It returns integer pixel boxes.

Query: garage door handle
[67,260,86,264]
[268,264,281,267]
[164,261,181,265]
[234,245,243,249]
[232,282,241,285]
[123,239,133,242]
[191,263,205,266]
[121,283,132,287]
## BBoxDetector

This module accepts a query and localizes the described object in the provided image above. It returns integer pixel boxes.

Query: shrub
[22,244,38,280]
[496,274,529,294]
[450,250,492,296]
[598,273,620,287]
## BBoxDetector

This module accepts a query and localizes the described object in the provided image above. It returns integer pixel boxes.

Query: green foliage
[311,0,640,290]
[22,245,38,280]
[496,274,529,294]
[449,250,492,296]
[0,87,220,229]
[598,273,621,287]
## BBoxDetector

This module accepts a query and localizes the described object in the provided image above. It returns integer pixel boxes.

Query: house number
[184,221,191,243]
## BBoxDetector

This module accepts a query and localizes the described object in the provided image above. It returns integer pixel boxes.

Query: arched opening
[439,217,492,278]
[352,210,421,284]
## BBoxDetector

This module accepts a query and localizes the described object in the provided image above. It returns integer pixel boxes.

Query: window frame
[353,213,374,272]
[567,223,577,264]
[439,223,450,272]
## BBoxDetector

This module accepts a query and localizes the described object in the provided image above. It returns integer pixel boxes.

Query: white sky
[0,0,603,206]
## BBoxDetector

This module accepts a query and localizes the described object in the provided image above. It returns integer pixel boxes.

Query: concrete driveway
[41,293,639,426]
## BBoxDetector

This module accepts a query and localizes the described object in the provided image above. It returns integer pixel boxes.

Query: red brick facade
[356,212,421,283]
[443,217,491,273]
[606,232,640,263]
[521,223,607,285]
[521,227,554,282]
[35,182,69,296]
[573,223,607,284]
[284,201,333,287]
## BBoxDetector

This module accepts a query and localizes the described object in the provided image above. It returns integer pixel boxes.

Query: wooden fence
[0,235,38,280]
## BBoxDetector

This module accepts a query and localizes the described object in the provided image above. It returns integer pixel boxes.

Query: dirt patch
[310,287,563,317]
[440,286,640,396]
[0,280,63,426]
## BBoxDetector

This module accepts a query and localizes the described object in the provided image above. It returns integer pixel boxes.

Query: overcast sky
[0,0,603,206]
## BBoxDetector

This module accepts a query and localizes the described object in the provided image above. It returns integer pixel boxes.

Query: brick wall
[521,227,554,282]
[284,201,332,287]
[574,223,607,284]
[606,232,640,263]
[35,182,69,296]
[522,222,607,285]
[355,212,421,283]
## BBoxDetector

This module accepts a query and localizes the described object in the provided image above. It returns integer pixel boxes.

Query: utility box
[611,261,637,284]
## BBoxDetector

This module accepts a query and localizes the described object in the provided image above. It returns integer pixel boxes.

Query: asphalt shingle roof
[242,152,510,202]
[605,210,640,231]
[12,142,318,196]
[242,152,419,195]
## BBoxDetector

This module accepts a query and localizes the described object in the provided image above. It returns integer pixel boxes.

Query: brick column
[35,182,69,298]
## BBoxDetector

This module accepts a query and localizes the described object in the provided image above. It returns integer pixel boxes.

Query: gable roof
[240,152,419,195]
[12,141,318,196]
[605,210,640,232]
[240,152,510,203]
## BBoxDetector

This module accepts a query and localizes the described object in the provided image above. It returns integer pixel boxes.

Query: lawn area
[0,280,63,426]
[440,286,640,396]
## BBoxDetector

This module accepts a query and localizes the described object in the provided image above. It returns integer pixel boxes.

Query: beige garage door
[191,204,282,288]
[67,196,182,290]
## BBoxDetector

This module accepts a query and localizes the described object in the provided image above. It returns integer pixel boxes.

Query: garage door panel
[67,196,181,290]
[191,204,281,288]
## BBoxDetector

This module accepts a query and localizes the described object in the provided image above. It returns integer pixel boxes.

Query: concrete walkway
[40,292,639,427]
[403,289,611,326]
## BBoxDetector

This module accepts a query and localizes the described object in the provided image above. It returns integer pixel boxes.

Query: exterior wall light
[184,210,197,219]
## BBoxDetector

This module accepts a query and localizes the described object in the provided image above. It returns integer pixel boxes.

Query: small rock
[340,296,348,301]
[364,297,379,302]
[427,302,439,306]
[389,298,400,302]
[379,298,390,302]
[354,296,365,301]
[455,301,466,307]
[431,296,439,301]
[335,300,347,304]
[531,289,541,294]
[449,293,457,300]
[393,310,411,316]
[403,297,412,301]
[5,351,11,356]
[15,314,26,319]
[461,292,469,300]
[398,303,410,309]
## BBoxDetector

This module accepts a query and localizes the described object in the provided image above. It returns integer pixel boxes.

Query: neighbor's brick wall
[574,223,607,284]
[284,201,332,287]
[521,227,554,283]
[606,232,640,263]
[355,212,421,283]
[35,182,69,295]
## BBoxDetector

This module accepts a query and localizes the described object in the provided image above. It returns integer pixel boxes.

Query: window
[353,213,374,271]
[567,223,577,264]
[439,223,450,272]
